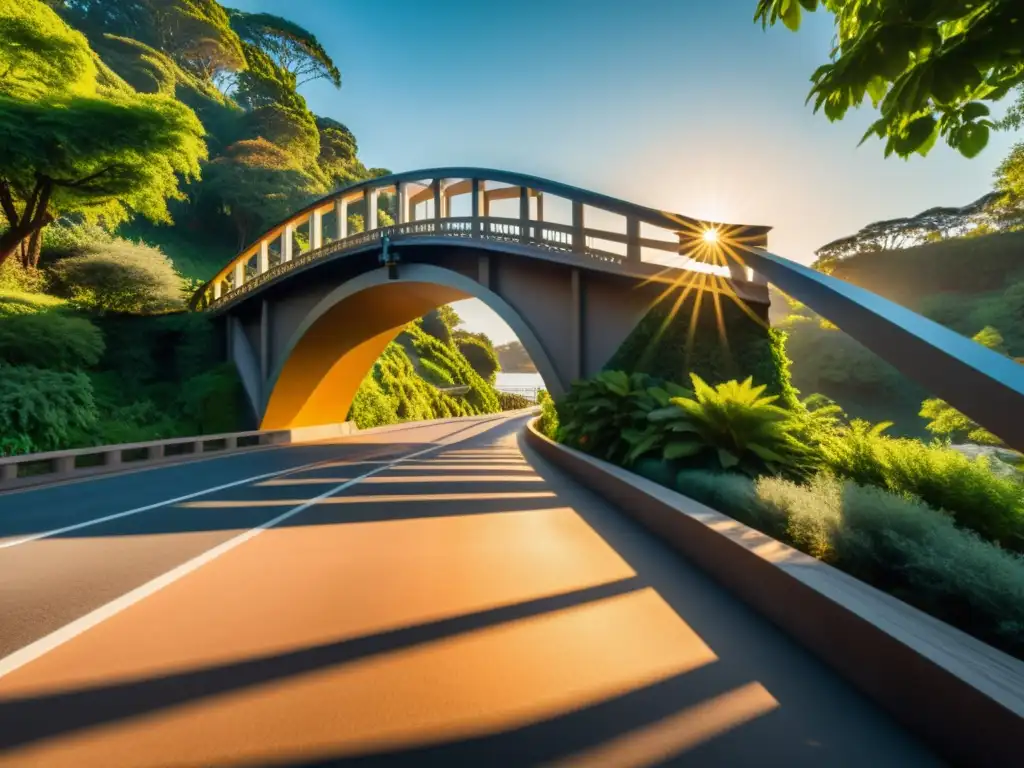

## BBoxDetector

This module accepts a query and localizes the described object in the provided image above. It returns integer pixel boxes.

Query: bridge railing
[0,423,357,492]
[192,168,772,311]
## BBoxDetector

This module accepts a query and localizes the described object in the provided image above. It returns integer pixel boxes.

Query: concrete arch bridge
[193,168,1024,452]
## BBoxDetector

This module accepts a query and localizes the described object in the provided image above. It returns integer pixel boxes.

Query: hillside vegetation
[0,1,509,454]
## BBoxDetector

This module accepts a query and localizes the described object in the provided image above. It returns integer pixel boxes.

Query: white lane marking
[0,440,449,680]
[0,451,397,551]
[0,411,511,550]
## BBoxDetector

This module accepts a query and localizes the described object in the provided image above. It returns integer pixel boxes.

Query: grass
[0,290,67,316]
[676,469,1024,659]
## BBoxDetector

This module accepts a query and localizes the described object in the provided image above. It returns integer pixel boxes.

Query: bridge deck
[0,414,936,766]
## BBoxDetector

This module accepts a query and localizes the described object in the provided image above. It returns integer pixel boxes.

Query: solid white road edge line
[0,440,449,680]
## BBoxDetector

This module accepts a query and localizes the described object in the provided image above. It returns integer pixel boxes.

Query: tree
[991,142,1024,230]
[52,0,245,82]
[458,336,500,383]
[0,0,206,268]
[228,9,340,88]
[203,138,321,248]
[754,0,1024,158]
[812,193,1002,269]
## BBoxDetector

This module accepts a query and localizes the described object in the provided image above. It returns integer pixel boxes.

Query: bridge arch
[259,264,565,430]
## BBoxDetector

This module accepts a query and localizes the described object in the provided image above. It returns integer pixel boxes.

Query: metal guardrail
[0,423,356,491]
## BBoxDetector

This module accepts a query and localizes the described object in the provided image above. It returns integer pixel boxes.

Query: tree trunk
[26,226,43,268]
[0,178,50,270]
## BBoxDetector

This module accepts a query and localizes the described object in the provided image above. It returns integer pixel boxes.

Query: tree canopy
[0,0,206,268]
[813,192,1003,269]
[754,0,1024,158]
[228,9,340,88]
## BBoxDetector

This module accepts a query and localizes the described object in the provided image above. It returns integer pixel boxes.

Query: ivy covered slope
[607,290,796,408]
[347,309,502,430]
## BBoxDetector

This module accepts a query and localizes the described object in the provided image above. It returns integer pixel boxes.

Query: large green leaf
[664,440,703,460]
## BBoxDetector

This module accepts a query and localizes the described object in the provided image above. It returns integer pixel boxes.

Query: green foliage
[537,388,559,439]
[755,0,1023,158]
[678,469,1024,659]
[0,1,207,267]
[0,289,66,317]
[177,362,243,434]
[0,0,97,100]
[607,292,797,408]
[457,336,500,384]
[40,219,114,261]
[497,391,531,411]
[418,357,455,386]
[819,420,1024,551]
[633,373,811,477]
[557,370,685,465]
[0,259,46,293]
[48,239,186,314]
[203,137,321,248]
[401,323,500,415]
[228,9,340,88]
[54,0,246,82]
[419,309,453,345]
[0,363,97,451]
[0,311,104,370]
[919,326,1014,446]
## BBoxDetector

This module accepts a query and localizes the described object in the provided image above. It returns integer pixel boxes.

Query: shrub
[48,239,186,314]
[0,364,98,451]
[558,370,684,464]
[0,259,46,293]
[629,373,812,477]
[458,337,500,383]
[497,391,530,410]
[0,312,105,370]
[178,364,244,435]
[419,357,454,386]
[419,309,452,345]
[40,220,115,261]
[675,470,1024,659]
[820,420,1024,551]
[537,389,559,439]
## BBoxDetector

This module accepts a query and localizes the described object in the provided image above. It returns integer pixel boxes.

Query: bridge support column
[478,254,491,290]
[570,268,584,381]
[260,298,270,399]
[432,179,444,229]
[233,261,244,287]
[535,193,544,241]
[336,197,348,240]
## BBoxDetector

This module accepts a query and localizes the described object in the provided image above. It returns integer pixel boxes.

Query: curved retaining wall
[524,419,1024,767]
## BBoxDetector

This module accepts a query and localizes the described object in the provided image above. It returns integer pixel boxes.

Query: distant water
[495,371,545,395]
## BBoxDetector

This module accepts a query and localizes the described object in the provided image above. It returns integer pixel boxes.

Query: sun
[702,227,719,244]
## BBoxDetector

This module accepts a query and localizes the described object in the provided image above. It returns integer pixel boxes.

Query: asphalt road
[0,413,941,767]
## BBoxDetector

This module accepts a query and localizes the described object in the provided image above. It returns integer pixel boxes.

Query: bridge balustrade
[194,169,766,311]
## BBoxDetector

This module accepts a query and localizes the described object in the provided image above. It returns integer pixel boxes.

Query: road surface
[0,413,940,766]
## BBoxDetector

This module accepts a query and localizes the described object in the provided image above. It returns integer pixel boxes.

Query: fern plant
[630,373,811,477]
[558,370,689,464]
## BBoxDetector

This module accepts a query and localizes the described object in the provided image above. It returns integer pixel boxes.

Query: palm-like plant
[636,373,812,477]
[558,370,690,464]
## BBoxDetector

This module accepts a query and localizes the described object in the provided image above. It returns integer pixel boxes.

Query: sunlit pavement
[0,414,938,766]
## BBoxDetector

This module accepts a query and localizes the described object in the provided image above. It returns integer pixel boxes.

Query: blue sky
[230,0,1019,344]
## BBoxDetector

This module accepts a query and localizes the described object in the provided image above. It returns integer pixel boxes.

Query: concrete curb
[524,418,1024,767]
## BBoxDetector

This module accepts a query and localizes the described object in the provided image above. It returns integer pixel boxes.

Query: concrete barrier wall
[524,419,1024,767]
